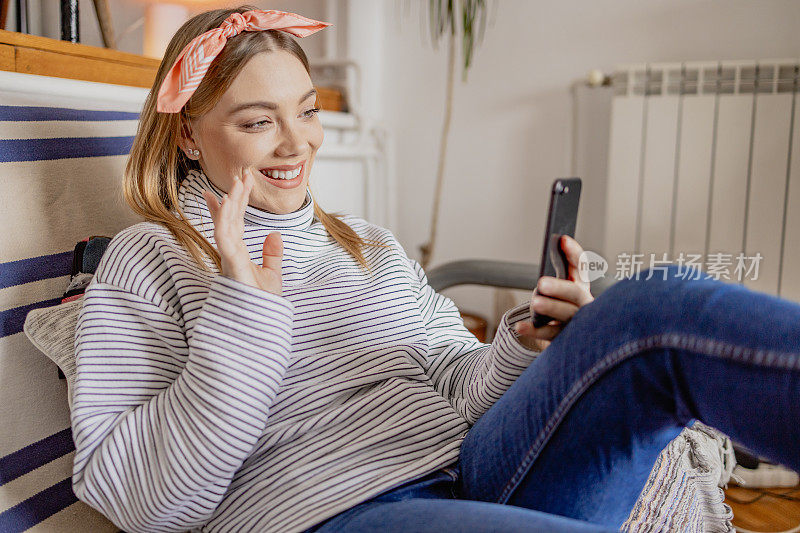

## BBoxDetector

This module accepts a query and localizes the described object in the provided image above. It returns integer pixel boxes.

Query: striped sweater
[71,169,541,533]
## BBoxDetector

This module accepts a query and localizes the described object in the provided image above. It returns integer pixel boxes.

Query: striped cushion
[23,297,84,410]
[0,70,145,533]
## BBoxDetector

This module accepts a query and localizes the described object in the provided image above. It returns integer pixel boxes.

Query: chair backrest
[0,70,145,532]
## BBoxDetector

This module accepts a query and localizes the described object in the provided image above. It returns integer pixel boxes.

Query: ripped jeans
[305,265,800,532]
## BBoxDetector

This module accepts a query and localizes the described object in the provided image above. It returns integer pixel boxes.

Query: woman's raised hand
[513,235,595,352]
[201,169,284,296]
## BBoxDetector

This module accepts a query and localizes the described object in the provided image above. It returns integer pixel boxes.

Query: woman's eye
[244,119,271,130]
[243,109,318,130]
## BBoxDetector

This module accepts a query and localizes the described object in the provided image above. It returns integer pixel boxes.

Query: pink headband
[156,9,331,113]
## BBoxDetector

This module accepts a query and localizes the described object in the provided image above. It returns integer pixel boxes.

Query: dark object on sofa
[55,236,110,380]
[66,236,110,294]
[733,443,760,470]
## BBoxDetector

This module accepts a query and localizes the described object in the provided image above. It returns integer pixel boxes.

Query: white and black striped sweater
[71,169,540,533]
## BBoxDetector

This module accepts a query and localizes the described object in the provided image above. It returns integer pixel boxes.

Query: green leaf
[427,0,490,79]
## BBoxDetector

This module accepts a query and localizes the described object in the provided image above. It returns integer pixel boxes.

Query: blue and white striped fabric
[0,70,145,532]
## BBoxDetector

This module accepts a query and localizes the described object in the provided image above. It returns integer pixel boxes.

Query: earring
[189,148,200,157]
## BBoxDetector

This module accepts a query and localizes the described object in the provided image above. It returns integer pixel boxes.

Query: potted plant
[419,0,491,270]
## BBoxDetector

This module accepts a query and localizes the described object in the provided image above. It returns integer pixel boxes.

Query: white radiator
[604,60,800,301]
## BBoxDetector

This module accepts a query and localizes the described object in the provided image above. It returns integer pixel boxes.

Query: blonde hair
[123,4,390,274]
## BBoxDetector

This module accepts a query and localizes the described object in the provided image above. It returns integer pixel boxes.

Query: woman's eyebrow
[228,88,317,115]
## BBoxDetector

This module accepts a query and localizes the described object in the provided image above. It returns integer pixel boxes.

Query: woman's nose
[274,122,304,157]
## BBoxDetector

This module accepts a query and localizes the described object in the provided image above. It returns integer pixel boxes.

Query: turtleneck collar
[179,169,315,231]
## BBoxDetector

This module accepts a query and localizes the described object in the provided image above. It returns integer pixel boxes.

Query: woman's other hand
[513,235,594,351]
[201,169,284,296]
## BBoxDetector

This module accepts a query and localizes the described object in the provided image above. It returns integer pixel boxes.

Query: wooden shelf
[0,29,159,88]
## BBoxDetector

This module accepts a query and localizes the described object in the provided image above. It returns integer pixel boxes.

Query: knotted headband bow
[156,9,331,113]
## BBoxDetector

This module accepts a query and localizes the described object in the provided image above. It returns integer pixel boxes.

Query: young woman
[71,5,800,533]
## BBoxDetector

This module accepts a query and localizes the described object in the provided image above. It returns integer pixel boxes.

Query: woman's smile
[258,160,306,189]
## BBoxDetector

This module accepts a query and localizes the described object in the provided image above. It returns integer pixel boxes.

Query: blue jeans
[304,265,800,532]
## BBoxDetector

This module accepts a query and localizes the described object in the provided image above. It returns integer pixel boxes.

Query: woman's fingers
[560,235,583,279]
[230,176,244,221]
[227,176,242,216]
[561,235,592,294]
[518,236,595,347]
[537,276,593,308]
[201,189,219,218]
[220,172,251,232]
[242,167,255,190]
[514,319,561,341]
[202,169,251,225]
[239,169,254,216]
[261,232,283,272]
[532,293,580,323]
[233,169,255,215]
[200,170,253,262]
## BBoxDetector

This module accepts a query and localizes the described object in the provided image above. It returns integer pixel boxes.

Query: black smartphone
[532,178,582,328]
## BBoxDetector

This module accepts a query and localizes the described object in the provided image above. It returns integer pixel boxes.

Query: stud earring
[189,149,200,157]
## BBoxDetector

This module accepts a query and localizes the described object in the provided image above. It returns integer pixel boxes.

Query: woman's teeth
[262,167,301,180]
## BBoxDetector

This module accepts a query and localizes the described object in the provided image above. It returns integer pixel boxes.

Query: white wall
[379,0,800,331]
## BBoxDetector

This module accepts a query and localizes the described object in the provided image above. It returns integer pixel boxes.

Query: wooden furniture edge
[0,29,158,88]
[0,29,160,68]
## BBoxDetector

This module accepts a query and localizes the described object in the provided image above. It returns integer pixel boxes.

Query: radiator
[604,60,800,301]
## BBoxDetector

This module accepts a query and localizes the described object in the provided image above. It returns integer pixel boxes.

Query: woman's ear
[178,117,198,154]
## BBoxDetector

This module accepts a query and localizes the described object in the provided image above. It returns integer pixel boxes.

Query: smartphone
[532,177,582,328]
